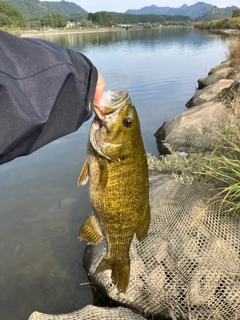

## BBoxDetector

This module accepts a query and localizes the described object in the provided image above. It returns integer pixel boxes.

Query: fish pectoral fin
[79,214,103,244]
[96,256,130,293]
[136,203,151,242]
[97,158,108,190]
[77,160,89,187]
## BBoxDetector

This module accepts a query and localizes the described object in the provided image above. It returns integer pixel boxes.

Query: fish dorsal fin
[77,160,89,187]
[98,158,108,190]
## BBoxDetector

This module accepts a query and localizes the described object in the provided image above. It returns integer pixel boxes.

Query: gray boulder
[155,59,238,156]
[154,100,228,154]
[198,67,233,89]
[186,79,234,108]
[208,60,231,74]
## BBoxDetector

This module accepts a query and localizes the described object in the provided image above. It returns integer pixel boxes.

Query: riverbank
[20,27,128,38]
[19,27,240,38]
[215,28,240,35]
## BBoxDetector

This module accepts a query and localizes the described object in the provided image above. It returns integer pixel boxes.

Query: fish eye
[123,117,133,128]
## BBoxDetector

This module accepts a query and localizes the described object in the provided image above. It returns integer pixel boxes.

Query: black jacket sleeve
[0,30,98,165]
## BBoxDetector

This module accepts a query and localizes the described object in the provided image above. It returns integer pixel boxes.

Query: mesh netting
[29,175,240,320]
[83,175,240,320]
[29,306,146,319]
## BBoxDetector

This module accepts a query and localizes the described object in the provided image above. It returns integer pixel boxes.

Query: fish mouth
[94,90,129,120]
[92,90,129,134]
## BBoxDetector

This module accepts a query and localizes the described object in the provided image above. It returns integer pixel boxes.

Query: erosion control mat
[29,175,240,320]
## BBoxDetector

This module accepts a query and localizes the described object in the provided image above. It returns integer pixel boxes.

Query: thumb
[94,73,106,104]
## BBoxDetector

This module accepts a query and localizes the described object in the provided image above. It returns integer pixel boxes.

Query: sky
[41,0,240,13]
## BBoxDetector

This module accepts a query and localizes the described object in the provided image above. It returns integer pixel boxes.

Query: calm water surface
[0,28,228,319]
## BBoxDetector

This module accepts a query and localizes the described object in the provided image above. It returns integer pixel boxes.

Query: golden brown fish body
[78,90,150,292]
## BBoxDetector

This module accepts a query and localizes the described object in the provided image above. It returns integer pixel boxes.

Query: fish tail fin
[96,256,130,292]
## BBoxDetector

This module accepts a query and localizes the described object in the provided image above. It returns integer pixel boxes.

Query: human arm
[0,30,101,165]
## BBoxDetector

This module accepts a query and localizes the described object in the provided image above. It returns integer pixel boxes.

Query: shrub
[227,36,240,70]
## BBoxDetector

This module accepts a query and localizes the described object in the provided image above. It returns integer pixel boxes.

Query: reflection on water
[37,28,225,52]
[0,28,227,320]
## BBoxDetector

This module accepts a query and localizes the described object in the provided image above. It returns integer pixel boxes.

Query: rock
[154,101,228,155]
[22,216,43,224]
[198,67,233,89]
[13,244,22,255]
[208,60,231,75]
[186,79,234,108]
[155,59,239,155]
[60,197,77,209]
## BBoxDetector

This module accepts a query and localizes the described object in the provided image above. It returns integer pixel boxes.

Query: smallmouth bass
[78,90,150,292]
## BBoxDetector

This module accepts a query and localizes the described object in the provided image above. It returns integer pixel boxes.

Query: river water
[0,28,228,320]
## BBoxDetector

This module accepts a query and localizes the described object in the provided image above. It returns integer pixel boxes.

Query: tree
[40,14,66,28]
[87,11,113,26]
[57,14,66,28]
[232,10,240,18]
[0,0,26,27]
[79,18,92,27]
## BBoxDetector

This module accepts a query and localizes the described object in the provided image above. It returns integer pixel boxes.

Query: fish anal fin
[96,256,130,292]
[79,214,103,244]
[78,160,89,187]
[136,203,151,242]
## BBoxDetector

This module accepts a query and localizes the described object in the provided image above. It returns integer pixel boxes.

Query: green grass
[148,122,240,217]
[201,124,240,215]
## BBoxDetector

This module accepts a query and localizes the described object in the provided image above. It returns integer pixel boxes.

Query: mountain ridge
[125,2,239,20]
[125,2,213,19]
[197,5,239,20]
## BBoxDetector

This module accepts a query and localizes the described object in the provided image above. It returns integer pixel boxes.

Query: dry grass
[201,124,240,216]
[227,36,240,71]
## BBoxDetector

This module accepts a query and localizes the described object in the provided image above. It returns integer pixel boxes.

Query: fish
[78,90,150,292]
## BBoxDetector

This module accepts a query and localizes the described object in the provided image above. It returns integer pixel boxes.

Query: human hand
[94,72,106,105]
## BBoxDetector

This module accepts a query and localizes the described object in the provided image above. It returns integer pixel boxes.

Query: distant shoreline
[19,27,240,38]
[20,27,127,37]
[20,26,194,38]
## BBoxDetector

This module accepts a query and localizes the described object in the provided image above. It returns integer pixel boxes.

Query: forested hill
[42,1,87,15]
[107,12,192,25]
[3,0,62,18]
[197,5,239,20]
[0,0,26,27]
[3,0,87,18]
